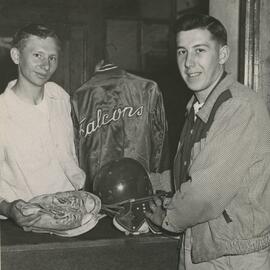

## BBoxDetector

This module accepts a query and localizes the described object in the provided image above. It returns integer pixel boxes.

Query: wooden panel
[238,0,260,90]
[2,242,178,270]
[1,218,179,270]
[0,47,16,93]
[140,0,172,19]
[68,26,86,91]
[0,7,69,25]
[142,23,169,73]
[106,19,140,72]
[103,0,140,18]
[257,0,270,109]
[0,0,96,8]
[177,0,209,13]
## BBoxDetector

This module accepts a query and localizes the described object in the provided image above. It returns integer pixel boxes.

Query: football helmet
[93,157,154,234]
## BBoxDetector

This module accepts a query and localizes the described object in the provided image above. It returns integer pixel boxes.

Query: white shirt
[193,101,204,121]
[0,81,85,208]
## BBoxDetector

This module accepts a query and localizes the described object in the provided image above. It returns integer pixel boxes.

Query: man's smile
[186,72,201,78]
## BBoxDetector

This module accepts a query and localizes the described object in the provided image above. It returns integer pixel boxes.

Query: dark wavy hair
[174,13,227,46]
[12,23,61,50]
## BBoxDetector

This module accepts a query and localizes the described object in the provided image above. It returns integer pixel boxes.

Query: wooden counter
[1,217,179,270]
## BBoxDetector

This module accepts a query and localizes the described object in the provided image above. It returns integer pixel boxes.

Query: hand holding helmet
[145,196,166,227]
[93,158,161,234]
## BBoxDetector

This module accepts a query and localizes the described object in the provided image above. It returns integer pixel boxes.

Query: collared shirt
[162,73,270,261]
[0,81,85,208]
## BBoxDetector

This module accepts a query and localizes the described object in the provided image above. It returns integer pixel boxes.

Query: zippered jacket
[162,73,270,262]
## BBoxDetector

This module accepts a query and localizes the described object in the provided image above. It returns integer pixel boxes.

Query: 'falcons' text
[79,106,144,137]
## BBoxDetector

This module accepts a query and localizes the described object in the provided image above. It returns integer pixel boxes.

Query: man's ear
[219,45,230,65]
[10,47,20,64]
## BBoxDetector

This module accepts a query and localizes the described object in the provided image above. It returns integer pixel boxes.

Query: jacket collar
[75,64,126,92]
[93,63,125,77]
[186,73,235,123]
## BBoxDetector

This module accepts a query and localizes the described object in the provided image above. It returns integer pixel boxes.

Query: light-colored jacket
[162,74,270,263]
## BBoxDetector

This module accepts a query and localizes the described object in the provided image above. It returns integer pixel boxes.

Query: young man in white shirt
[0,24,85,230]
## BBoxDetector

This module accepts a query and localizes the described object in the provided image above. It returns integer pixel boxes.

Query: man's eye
[49,56,57,62]
[195,48,205,54]
[177,49,186,56]
[33,53,43,59]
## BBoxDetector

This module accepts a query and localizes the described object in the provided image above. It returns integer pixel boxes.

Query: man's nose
[185,53,195,68]
[40,58,50,71]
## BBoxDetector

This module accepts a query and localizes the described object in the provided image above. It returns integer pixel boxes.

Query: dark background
[0,0,209,167]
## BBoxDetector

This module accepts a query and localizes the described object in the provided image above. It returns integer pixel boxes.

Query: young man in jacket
[146,13,270,270]
[0,24,85,230]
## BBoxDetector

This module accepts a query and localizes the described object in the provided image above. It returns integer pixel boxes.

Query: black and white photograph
[1,0,270,269]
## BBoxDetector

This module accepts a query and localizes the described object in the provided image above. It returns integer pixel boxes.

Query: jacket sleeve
[148,83,172,192]
[162,99,259,232]
[70,95,80,161]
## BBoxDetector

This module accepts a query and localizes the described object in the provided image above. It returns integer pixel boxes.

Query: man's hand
[0,200,41,230]
[145,196,166,227]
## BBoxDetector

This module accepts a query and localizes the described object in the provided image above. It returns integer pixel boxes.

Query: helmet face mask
[93,158,154,234]
[114,199,151,234]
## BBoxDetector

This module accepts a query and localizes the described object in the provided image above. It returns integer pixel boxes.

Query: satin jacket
[71,64,170,191]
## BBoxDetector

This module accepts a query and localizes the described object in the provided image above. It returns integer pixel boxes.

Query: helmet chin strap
[100,191,174,234]
[101,191,172,215]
